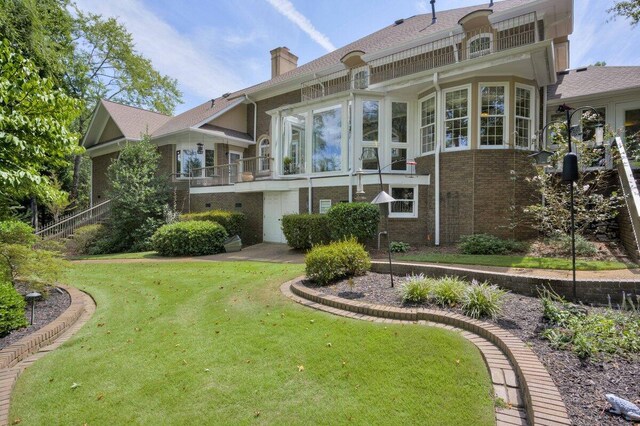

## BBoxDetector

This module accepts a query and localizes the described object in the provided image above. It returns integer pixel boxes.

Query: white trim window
[282,113,306,175]
[319,199,332,214]
[312,104,343,172]
[390,101,408,170]
[389,185,418,218]
[176,142,214,178]
[515,85,533,149]
[361,100,380,170]
[444,86,470,150]
[468,33,493,59]
[351,67,369,90]
[479,84,508,147]
[258,136,271,172]
[420,95,436,154]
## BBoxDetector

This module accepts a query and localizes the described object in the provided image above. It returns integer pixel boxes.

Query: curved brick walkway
[282,277,571,426]
[0,285,95,426]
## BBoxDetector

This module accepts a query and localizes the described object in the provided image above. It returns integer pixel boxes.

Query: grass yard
[10,261,494,425]
[398,253,633,271]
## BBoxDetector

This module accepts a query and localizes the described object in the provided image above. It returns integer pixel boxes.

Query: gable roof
[100,99,171,139]
[547,66,640,102]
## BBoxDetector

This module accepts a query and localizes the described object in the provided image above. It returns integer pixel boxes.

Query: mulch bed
[0,286,71,350]
[304,273,640,426]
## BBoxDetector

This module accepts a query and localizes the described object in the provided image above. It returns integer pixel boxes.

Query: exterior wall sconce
[355,168,365,198]
[197,142,204,154]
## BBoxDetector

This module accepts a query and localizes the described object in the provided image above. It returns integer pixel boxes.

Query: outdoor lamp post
[25,292,41,324]
[531,104,604,300]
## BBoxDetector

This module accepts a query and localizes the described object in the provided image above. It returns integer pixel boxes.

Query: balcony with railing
[301,12,537,101]
[186,156,273,188]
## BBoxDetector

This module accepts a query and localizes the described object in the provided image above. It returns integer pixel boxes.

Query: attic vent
[557,70,570,75]
[576,67,588,72]
[394,18,404,25]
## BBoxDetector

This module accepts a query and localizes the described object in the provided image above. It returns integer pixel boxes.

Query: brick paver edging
[287,278,571,426]
[372,260,640,304]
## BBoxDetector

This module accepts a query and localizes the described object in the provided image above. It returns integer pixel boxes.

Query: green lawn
[397,253,633,271]
[10,262,494,425]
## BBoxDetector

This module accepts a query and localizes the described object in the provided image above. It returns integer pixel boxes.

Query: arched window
[468,33,492,59]
[258,136,271,172]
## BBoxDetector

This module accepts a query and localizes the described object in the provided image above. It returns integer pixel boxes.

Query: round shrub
[151,221,228,257]
[66,224,106,255]
[458,234,524,255]
[0,281,27,335]
[551,233,597,257]
[327,202,379,243]
[0,220,36,246]
[461,280,507,319]
[282,214,331,249]
[180,210,245,237]
[305,238,370,285]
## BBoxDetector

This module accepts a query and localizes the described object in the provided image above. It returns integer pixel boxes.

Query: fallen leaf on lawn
[254,411,260,417]
[309,320,315,324]
[70,382,80,390]
[11,418,21,425]
[96,393,104,401]
[326,343,332,347]
[298,365,304,372]
[182,359,188,365]
[204,368,210,372]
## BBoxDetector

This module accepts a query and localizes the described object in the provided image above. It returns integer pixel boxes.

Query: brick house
[82,0,640,247]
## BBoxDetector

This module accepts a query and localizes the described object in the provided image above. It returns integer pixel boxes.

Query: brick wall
[252,90,301,138]
[189,192,263,245]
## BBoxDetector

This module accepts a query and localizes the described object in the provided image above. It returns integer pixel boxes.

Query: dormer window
[468,33,493,59]
[352,68,369,90]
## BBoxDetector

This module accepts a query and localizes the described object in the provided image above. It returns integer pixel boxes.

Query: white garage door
[263,191,299,243]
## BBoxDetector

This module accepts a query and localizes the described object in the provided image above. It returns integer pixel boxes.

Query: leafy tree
[609,1,640,25]
[592,61,607,66]
[525,116,621,236]
[97,136,170,253]
[0,39,82,218]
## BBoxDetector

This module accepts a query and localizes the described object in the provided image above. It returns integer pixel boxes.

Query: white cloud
[74,0,247,106]
[265,0,336,52]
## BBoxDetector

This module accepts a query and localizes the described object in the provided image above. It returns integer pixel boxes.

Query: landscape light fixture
[25,292,41,325]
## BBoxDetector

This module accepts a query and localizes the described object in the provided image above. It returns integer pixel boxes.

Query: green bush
[66,224,106,255]
[399,274,432,303]
[541,290,640,358]
[0,281,27,335]
[180,210,246,237]
[432,276,467,307]
[151,221,228,257]
[461,280,507,319]
[305,238,370,285]
[0,220,36,246]
[458,234,524,255]
[550,233,597,257]
[390,241,410,253]
[282,214,331,249]
[327,203,379,243]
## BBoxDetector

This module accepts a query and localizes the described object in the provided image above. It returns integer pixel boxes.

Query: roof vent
[430,0,437,24]
[576,67,588,72]
[222,92,231,98]
[394,18,404,25]
[489,0,494,6]
[210,99,215,107]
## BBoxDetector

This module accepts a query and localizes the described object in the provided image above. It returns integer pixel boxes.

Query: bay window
[515,85,533,149]
[361,100,379,170]
[390,102,408,170]
[282,113,306,175]
[444,87,469,150]
[176,144,214,178]
[479,84,507,147]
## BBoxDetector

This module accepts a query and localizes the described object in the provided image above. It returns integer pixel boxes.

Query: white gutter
[308,177,313,213]
[244,94,258,142]
[434,72,442,246]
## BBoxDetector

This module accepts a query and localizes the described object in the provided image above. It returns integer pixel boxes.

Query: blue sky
[74,0,640,114]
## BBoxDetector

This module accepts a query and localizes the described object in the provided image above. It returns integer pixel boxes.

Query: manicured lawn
[10,262,494,425]
[69,251,160,260]
[397,253,633,270]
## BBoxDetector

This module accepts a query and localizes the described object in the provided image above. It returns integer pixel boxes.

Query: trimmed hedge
[151,221,228,257]
[326,202,379,243]
[305,238,371,285]
[180,210,245,237]
[0,220,36,246]
[458,234,524,255]
[0,281,27,336]
[282,214,331,249]
[66,224,105,255]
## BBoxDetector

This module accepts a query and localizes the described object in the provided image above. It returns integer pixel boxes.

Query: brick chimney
[270,47,298,78]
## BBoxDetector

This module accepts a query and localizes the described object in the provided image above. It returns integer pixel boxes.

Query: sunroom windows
[312,105,342,172]
[361,100,379,170]
[444,87,469,150]
[515,85,533,149]
[479,84,507,147]
[420,95,436,153]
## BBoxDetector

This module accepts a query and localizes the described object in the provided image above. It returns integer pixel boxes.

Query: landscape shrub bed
[0,281,27,335]
[326,202,379,243]
[458,234,525,255]
[180,210,245,238]
[281,214,331,249]
[399,274,506,319]
[66,224,105,255]
[152,221,228,256]
[305,238,370,285]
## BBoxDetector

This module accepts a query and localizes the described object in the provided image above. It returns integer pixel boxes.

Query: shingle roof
[100,99,171,139]
[548,66,640,101]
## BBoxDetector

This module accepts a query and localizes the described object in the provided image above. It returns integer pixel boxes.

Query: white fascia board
[190,173,430,195]
[191,97,246,129]
[85,137,131,157]
[189,128,254,147]
[81,102,104,147]
[265,89,386,116]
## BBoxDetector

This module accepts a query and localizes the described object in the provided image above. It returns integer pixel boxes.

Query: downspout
[348,91,356,202]
[308,177,313,213]
[434,72,442,246]
[244,94,258,143]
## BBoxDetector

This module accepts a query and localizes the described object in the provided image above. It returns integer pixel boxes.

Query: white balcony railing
[186,156,272,188]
